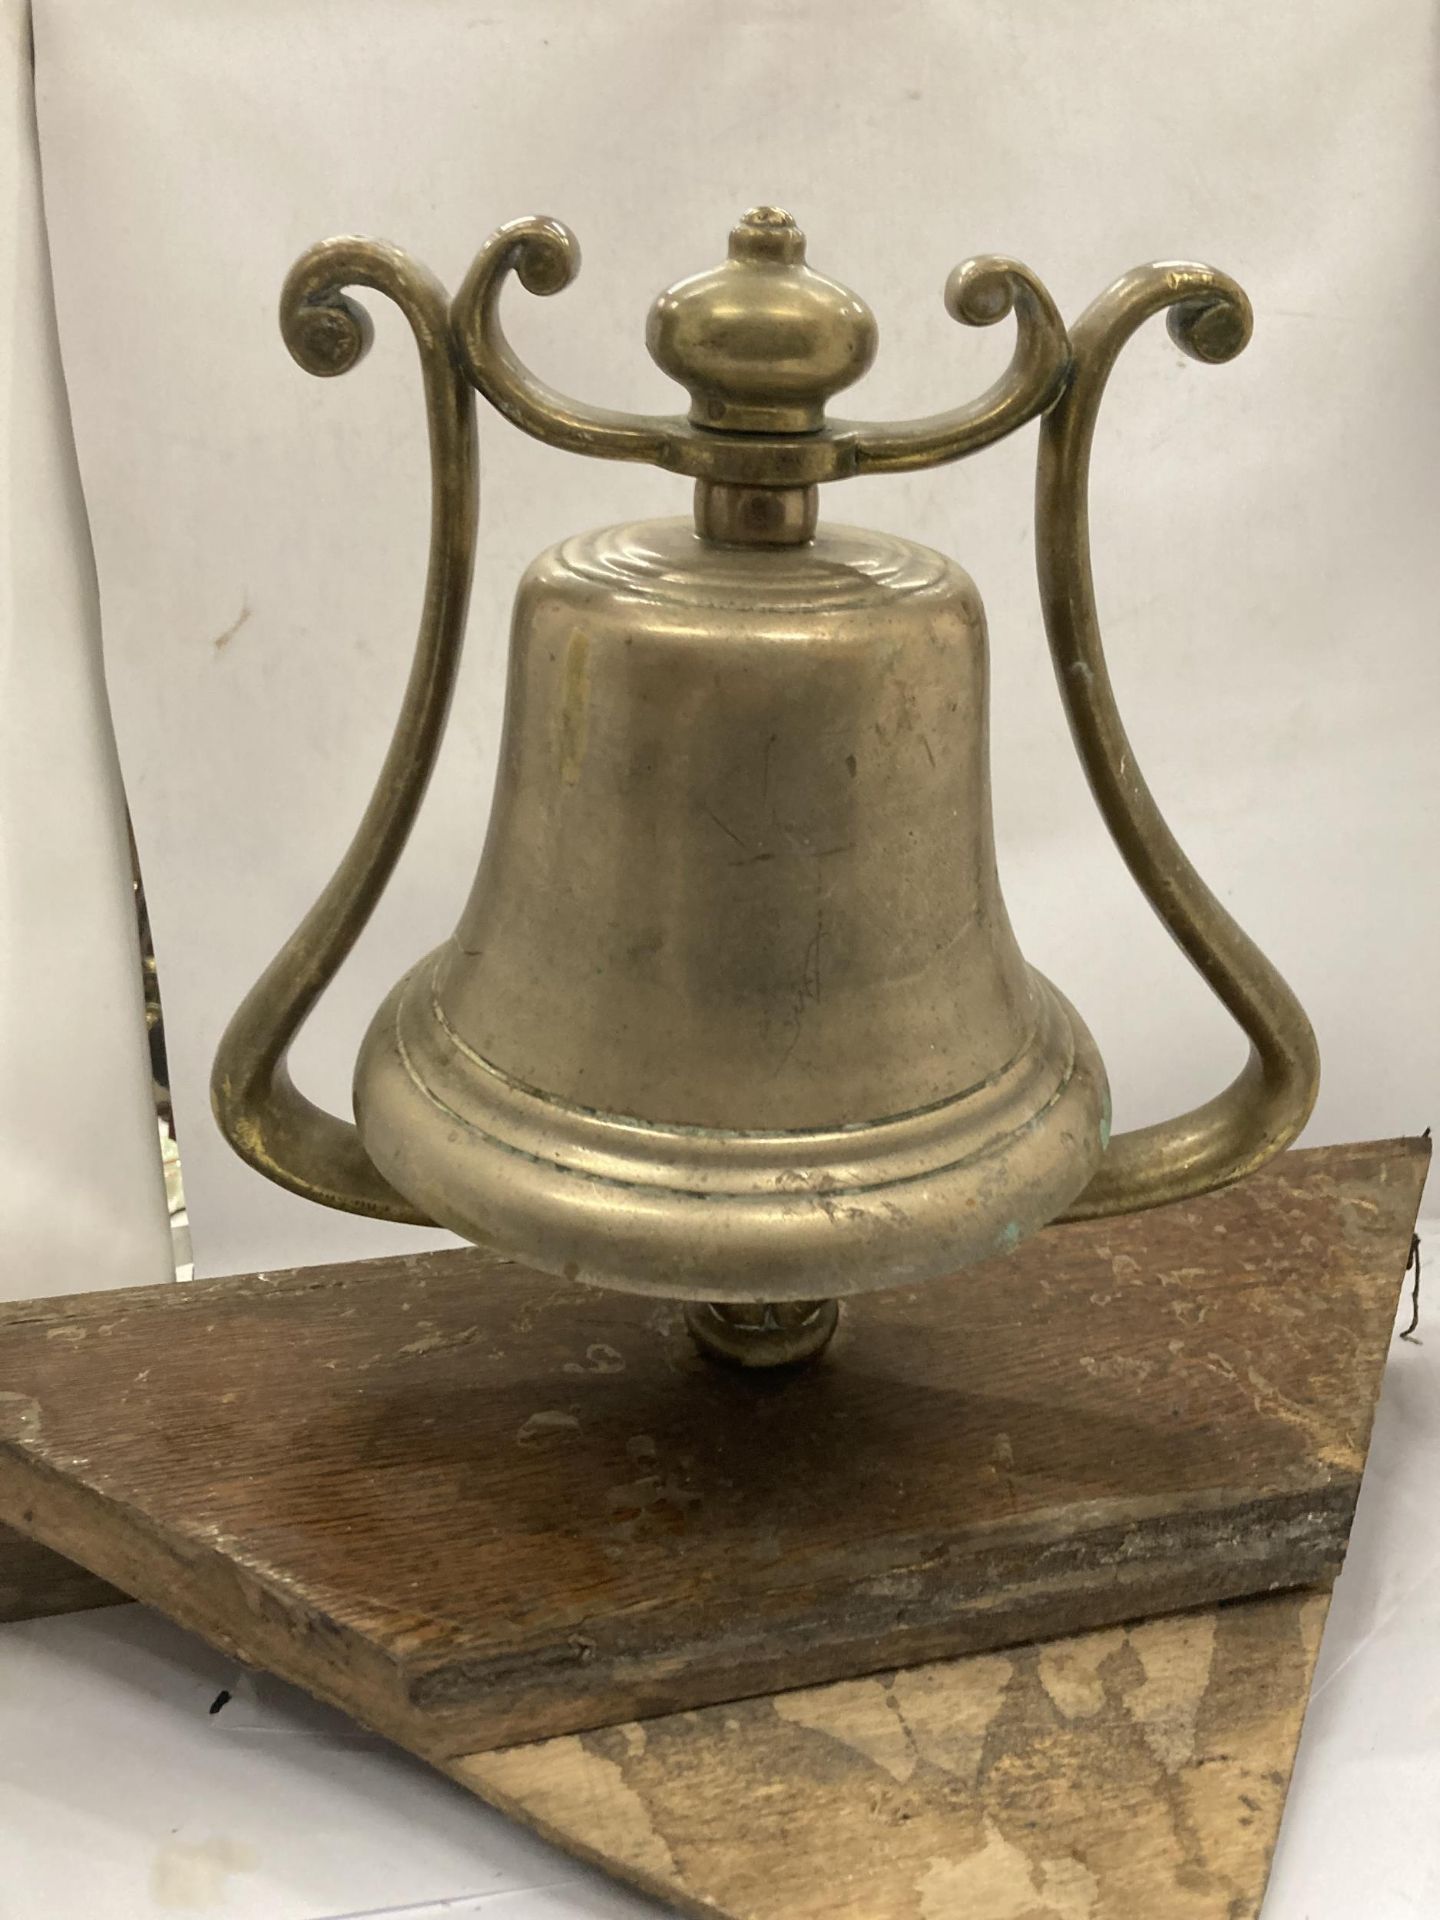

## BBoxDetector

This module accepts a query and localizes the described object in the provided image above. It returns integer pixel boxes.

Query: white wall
[0,0,172,1299]
[29,0,1440,1279]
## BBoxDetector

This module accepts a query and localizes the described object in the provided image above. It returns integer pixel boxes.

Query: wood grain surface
[460,1589,1331,1919]
[0,1140,1425,1760]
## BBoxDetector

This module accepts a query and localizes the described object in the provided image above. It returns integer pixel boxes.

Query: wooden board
[0,1140,1424,1763]
[460,1588,1331,1919]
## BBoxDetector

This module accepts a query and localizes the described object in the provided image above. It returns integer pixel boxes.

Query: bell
[213,208,1318,1366]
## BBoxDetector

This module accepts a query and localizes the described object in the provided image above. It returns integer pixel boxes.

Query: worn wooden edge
[0,1423,1359,1764]
[0,1444,432,1757]
[396,1481,1358,1751]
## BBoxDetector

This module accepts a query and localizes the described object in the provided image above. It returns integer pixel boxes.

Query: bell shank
[355,517,1107,1299]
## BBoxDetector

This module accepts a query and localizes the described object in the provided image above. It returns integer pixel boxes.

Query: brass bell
[213,208,1318,1367]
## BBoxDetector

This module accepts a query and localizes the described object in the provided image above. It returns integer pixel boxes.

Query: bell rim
[354,957,1109,1302]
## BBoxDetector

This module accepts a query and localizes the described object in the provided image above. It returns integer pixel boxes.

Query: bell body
[354,517,1109,1298]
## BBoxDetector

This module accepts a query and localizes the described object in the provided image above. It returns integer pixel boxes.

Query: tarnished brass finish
[213,207,1318,1333]
[648,206,877,433]
[354,518,1107,1300]
[211,240,474,1225]
[448,209,1072,487]
[684,1299,842,1370]
[694,480,818,547]
[1038,266,1320,1216]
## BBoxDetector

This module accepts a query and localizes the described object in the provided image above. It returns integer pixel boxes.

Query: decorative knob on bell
[212,206,1318,1367]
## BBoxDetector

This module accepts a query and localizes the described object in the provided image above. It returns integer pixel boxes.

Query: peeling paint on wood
[456,1591,1331,1919]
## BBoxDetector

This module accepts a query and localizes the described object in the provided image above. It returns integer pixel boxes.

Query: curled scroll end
[944,256,1019,329]
[944,254,1069,371]
[1166,278,1253,365]
[280,243,377,378]
[284,293,374,377]
[449,215,584,402]
[452,214,581,327]
[850,256,1069,475]
[452,215,672,466]
[505,214,581,296]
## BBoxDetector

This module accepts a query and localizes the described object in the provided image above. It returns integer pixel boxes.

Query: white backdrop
[30,0,1440,1288]
[6,9,1440,1918]
[0,0,171,1302]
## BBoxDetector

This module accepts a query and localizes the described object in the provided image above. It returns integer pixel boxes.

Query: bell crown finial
[644,208,878,434]
[728,205,807,264]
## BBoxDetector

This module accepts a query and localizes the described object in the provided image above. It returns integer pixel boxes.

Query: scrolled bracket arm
[450,216,676,467]
[1036,262,1319,1219]
[450,224,1072,487]
[847,257,1072,475]
[212,238,479,1223]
